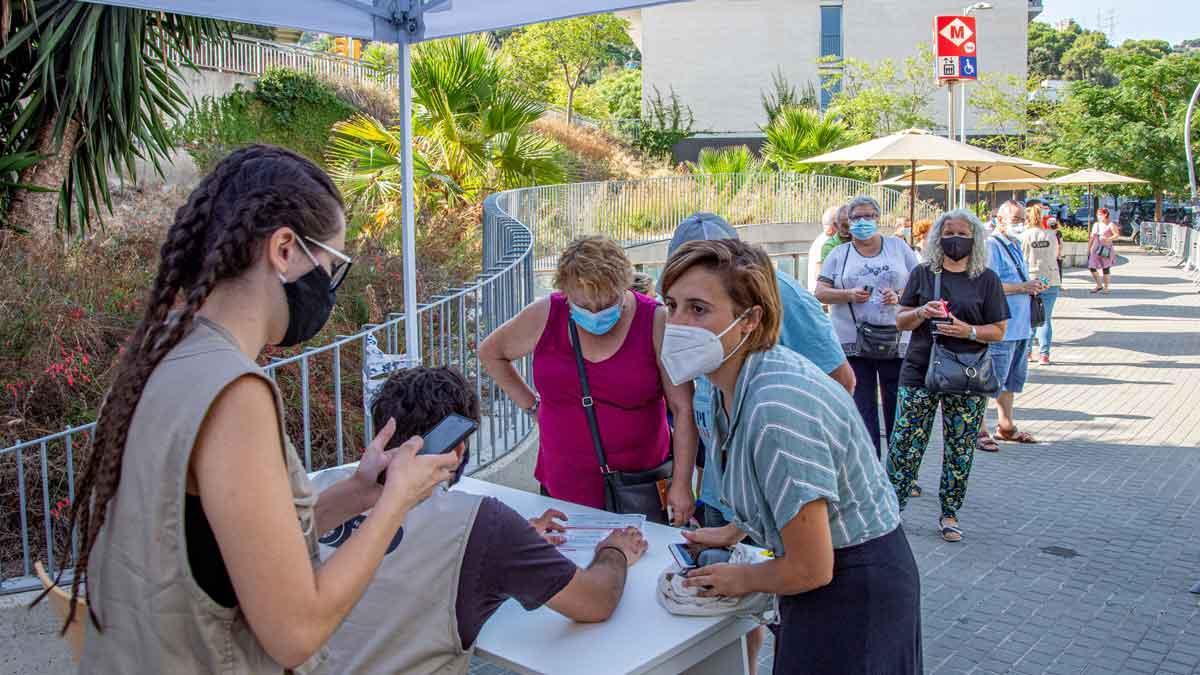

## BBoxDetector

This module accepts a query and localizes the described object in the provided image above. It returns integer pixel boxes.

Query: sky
[1034,0,1198,46]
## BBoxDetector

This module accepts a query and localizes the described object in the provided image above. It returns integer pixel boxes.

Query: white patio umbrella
[801,128,1042,220]
[87,0,686,362]
[1051,169,1148,223]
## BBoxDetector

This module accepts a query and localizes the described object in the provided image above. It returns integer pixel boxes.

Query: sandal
[995,426,1038,444]
[977,431,1000,453]
[939,517,963,543]
[910,485,923,498]
[1090,286,1103,294]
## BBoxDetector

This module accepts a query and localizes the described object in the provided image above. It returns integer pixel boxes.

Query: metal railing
[1144,221,1200,287]
[0,171,935,594]
[517,172,940,272]
[0,193,532,594]
[187,34,398,88]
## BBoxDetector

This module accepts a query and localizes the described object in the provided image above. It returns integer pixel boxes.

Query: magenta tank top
[532,292,671,509]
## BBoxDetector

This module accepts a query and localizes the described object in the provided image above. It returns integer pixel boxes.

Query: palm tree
[327,34,564,230]
[1,1,222,235]
[761,106,857,174]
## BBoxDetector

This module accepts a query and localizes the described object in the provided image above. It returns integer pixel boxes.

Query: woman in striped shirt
[659,239,921,675]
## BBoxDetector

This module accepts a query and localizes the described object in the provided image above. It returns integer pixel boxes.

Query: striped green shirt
[708,345,900,554]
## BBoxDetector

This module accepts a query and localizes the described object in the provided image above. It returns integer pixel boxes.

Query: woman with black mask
[885,210,1010,543]
[58,146,460,673]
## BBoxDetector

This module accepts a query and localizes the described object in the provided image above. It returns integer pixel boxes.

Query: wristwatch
[968,326,978,342]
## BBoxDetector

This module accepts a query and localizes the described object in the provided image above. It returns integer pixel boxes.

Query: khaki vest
[81,318,324,675]
[302,467,482,675]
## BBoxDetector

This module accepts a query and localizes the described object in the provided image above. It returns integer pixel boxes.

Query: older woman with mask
[815,195,919,458]
[887,210,1009,542]
[479,236,697,525]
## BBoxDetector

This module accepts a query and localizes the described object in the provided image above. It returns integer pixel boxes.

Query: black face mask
[278,265,336,347]
[940,235,973,262]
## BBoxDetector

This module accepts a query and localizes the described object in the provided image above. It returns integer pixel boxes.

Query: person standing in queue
[1023,211,1062,365]
[479,236,698,524]
[662,239,921,675]
[887,210,1010,542]
[807,205,841,291]
[819,204,852,264]
[56,146,461,673]
[815,195,919,459]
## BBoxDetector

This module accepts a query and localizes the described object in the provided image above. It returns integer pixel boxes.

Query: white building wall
[636,0,1029,137]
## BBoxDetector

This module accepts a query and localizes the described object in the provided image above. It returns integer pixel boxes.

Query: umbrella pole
[399,34,421,364]
[975,171,980,218]
[909,159,916,226]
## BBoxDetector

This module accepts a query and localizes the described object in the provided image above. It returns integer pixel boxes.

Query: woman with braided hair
[50,145,461,673]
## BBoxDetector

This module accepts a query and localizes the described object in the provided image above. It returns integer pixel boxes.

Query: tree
[822,43,936,138]
[760,106,859,177]
[501,15,633,125]
[1061,32,1114,85]
[593,68,642,120]
[1028,20,1082,81]
[1,1,222,235]
[1040,46,1200,220]
[325,35,564,234]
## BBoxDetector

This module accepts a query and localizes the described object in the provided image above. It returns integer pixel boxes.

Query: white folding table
[456,477,759,675]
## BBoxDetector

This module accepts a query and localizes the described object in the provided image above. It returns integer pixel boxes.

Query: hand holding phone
[377,413,477,485]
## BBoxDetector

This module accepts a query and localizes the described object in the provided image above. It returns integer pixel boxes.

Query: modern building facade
[623,0,1042,156]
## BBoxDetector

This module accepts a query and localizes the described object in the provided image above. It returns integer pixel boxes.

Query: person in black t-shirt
[885,210,1010,543]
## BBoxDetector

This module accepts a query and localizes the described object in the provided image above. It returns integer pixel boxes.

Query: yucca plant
[685,146,765,176]
[761,106,856,174]
[0,1,222,236]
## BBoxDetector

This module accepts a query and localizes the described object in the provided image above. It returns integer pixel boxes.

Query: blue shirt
[987,233,1032,341]
[697,271,847,520]
[707,346,900,553]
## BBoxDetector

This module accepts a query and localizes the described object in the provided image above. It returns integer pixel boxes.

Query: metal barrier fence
[0,193,531,594]
[187,34,398,88]
[0,171,933,594]
[516,172,940,272]
[1144,221,1200,287]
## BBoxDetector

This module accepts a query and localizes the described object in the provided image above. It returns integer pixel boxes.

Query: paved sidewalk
[6,248,1199,674]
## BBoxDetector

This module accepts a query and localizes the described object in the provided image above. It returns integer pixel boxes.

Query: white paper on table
[555,512,646,565]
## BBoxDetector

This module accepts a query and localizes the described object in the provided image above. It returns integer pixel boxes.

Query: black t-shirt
[899,264,1010,388]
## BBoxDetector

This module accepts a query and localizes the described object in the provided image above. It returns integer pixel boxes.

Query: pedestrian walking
[1089,208,1119,294]
[815,195,919,458]
[887,209,1009,542]
[1023,212,1062,365]
[661,238,922,674]
[977,201,1046,453]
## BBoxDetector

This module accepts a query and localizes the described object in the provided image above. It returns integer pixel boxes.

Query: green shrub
[174,68,357,171]
[633,86,695,160]
[1060,226,1090,242]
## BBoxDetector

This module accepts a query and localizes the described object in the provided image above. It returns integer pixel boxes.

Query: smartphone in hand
[377,413,478,485]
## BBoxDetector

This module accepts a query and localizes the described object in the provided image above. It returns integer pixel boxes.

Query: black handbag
[923,272,1001,397]
[993,235,1045,329]
[568,319,673,524]
[841,247,901,359]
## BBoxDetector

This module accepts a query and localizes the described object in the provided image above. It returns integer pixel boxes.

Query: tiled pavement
[6,248,1198,674]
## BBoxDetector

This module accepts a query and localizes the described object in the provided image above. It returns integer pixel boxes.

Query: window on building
[820,74,841,110]
[820,5,842,59]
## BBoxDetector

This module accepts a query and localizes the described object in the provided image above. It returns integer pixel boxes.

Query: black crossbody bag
[993,235,1045,329]
[924,272,1001,397]
[569,319,673,524]
[840,245,901,359]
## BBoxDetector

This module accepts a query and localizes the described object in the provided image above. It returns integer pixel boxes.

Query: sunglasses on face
[296,236,354,291]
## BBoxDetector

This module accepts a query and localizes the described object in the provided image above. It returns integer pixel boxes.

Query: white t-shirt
[807,232,831,291]
[818,236,920,355]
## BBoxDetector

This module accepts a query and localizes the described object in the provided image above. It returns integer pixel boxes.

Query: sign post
[934,15,979,210]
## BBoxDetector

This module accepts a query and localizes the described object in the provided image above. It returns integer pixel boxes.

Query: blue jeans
[989,339,1031,394]
[1033,286,1060,357]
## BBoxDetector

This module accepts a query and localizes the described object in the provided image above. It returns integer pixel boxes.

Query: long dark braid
[41,145,344,632]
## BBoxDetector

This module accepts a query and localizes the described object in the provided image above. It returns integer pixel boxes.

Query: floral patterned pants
[886,386,987,519]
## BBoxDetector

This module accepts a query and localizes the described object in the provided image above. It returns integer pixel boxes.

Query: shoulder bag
[569,319,673,524]
[924,272,1001,397]
[840,245,901,360]
[1094,225,1114,259]
[993,235,1045,329]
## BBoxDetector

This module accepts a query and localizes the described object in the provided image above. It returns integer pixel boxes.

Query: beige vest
[302,467,482,675]
[81,318,324,675]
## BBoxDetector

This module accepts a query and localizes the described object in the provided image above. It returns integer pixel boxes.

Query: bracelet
[596,545,628,565]
[526,394,541,416]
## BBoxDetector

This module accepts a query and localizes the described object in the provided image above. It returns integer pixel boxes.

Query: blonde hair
[1025,204,1045,230]
[660,239,781,353]
[630,272,655,297]
[912,218,933,242]
[553,235,634,302]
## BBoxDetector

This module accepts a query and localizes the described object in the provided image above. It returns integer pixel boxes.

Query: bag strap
[568,319,610,474]
[931,270,944,344]
[991,235,1028,282]
[839,244,860,325]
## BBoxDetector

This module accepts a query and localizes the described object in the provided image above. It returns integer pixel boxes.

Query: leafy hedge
[174,68,357,172]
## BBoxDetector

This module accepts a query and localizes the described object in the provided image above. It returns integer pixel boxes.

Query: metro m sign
[935,15,977,58]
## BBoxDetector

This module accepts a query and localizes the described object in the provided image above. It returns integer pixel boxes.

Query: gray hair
[996,199,1024,224]
[925,208,990,278]
[820,205,840,229]
[847,194,882,218]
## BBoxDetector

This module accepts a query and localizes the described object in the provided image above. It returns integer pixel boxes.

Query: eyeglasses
[296,237,354,291]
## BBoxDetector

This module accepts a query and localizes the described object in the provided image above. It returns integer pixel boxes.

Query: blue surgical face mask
[849,218,878,241]
[570,299,622,335]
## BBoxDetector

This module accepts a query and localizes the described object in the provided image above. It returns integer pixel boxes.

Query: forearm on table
[570,548,629,622]
[314,476,374,534]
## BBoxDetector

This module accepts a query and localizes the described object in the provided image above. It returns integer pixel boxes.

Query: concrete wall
[635,0,1029,136]
[623,221,823,267]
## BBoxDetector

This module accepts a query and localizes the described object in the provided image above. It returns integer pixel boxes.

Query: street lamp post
[960,3,993,210]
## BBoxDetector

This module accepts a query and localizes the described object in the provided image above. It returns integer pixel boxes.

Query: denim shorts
[989,339,1030,394]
